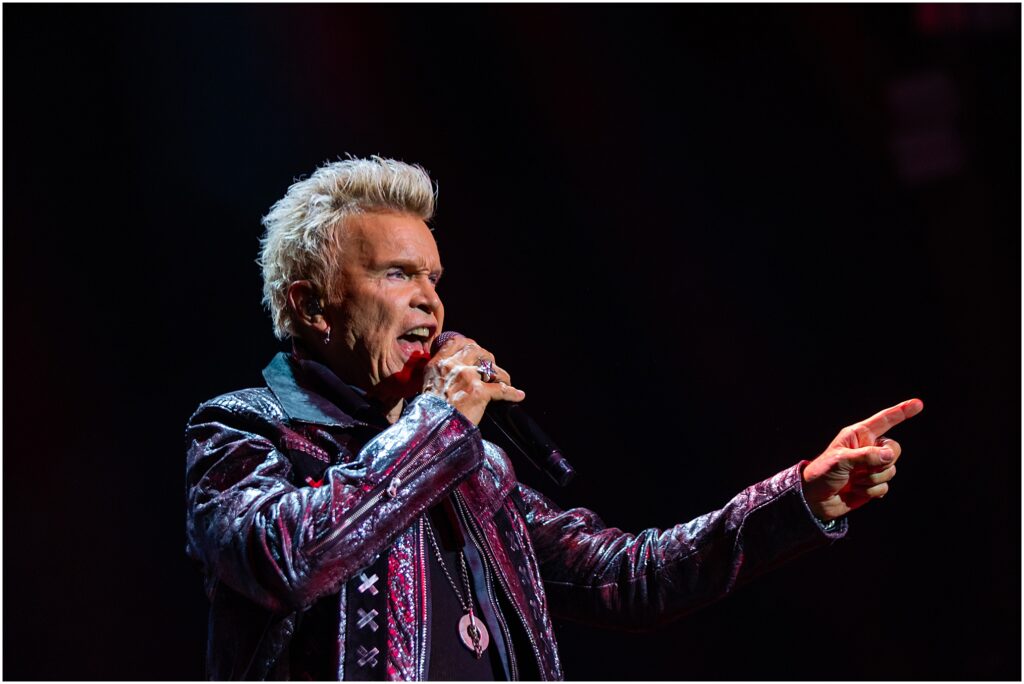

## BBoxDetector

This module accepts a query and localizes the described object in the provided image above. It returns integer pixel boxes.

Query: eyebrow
[382,259,444,276]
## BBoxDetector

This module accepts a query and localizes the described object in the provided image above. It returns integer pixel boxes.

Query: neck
[381,398,405,424]
[293,338,407,424]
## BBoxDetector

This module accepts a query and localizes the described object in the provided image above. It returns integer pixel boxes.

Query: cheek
[342,297,394,349]
[364,300,405,359]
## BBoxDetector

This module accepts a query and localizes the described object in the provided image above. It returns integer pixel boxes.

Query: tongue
[397,337,425,356]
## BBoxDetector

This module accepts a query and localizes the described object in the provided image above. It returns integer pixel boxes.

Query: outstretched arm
[522,398,924,628]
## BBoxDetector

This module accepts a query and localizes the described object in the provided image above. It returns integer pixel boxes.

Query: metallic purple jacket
[185,353,846,680]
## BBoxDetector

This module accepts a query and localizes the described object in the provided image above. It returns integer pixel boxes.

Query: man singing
[184,156,923,680]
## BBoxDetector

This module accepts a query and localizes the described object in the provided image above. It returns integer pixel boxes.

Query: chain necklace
[423,517,490,658]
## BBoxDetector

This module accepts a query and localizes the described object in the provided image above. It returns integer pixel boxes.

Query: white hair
[258,156,436,339]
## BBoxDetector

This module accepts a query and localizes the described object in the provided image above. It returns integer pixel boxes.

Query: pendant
[458,612,489,658]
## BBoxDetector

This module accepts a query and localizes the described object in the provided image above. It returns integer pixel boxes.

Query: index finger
[858,398,924,439]
[432,336,477,360]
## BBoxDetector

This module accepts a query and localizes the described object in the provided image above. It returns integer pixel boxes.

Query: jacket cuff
[792,460,849,539]
[732,462,848,581]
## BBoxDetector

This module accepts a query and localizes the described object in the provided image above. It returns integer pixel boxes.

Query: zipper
[385,449,433,498]
[453,490,543,681]
[456,500,520,681]
[481,556,519,681]
[308,425,447,556]
[416,516,430,680]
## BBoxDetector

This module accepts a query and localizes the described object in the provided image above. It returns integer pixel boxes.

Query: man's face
[325,211,444,400]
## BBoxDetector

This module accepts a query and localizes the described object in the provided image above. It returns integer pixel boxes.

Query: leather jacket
[185,352,846,680]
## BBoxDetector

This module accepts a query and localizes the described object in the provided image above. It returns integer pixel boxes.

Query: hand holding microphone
[424,331,575,486]
[422,332,526,425]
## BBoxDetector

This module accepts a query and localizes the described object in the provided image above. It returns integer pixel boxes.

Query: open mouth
[397,325,435,359]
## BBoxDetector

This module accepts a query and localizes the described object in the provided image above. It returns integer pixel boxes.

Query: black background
[4,4,1020,680]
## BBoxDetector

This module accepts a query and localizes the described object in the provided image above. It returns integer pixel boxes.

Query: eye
[386,268,410,281]
[429,273,442,286]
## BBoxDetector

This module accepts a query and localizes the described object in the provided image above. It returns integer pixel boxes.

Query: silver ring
[477,359,495,383]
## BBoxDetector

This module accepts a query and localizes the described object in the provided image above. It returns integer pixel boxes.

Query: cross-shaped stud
[357,607,379,632]
[357,572,379,595]
[356,645,379,668]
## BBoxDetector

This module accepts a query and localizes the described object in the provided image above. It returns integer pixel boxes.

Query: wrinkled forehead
[339,211,442,268]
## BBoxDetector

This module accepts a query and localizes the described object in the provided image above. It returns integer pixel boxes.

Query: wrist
[799,460,840,525]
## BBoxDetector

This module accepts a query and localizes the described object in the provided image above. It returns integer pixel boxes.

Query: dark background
[4,4,1020,680]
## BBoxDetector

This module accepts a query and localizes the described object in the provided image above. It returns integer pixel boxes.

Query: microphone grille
[431,330,463,355]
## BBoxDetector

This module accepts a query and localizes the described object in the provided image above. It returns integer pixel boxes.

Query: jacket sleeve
[185,391,483,615]
[518,462,846,629]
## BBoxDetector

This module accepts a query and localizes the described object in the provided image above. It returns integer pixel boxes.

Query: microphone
[431,331,576,487]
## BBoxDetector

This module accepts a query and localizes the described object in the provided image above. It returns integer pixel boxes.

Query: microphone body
[482,402,576,487]
[431,331,576,487]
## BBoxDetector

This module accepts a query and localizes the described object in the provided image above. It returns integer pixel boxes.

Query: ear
[286,280,329,335]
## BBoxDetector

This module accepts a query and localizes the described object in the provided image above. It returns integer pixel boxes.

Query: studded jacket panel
[185,355,845,680]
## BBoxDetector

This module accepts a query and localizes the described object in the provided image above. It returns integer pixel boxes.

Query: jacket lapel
[262,352,361,427]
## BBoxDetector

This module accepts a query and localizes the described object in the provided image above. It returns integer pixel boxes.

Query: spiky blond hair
[258,156,436,339]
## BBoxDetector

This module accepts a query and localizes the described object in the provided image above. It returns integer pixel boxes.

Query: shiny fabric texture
[384,525,418,681]
[185,353,846,680]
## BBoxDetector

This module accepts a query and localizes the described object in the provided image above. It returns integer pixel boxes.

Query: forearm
[524,463,846,628]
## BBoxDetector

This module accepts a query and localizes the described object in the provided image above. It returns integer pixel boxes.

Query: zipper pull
[386,475,401,498]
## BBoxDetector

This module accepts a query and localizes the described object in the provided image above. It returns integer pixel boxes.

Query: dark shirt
[425,506,504,681]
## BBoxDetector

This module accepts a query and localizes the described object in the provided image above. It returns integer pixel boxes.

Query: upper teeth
[406,327,430,338]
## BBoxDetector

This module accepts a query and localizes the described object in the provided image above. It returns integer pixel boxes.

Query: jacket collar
[262,351,366,428]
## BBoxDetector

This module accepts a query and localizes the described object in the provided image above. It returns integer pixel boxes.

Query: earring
[324,326,331,345]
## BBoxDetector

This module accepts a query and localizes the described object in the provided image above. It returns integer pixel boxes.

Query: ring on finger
[476,358,496,383]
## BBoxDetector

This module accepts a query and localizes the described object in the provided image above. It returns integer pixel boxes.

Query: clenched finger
[488,363,512,386]
[447,343,503,374]
[466,352,510,385]
[877,437,901,459]
[452,342,493,364]
[862,482,890,498]
[486,381,525,403]
[859,438,902,473]
[843,481,890,504]
[433,335,479,360]
[842,445,897,470]
[851,465,896,487]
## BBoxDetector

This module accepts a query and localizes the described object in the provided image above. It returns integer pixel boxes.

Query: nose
[411,276,442,316]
